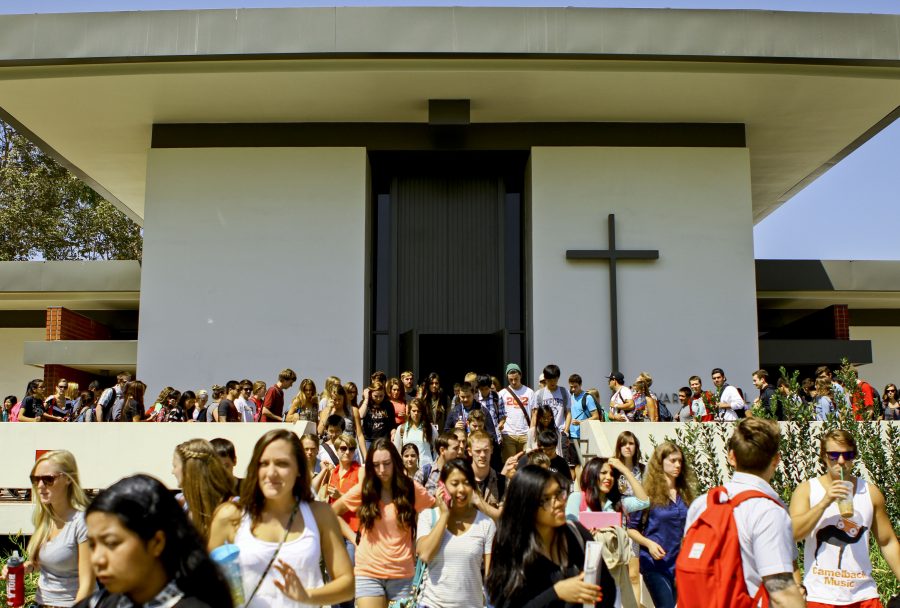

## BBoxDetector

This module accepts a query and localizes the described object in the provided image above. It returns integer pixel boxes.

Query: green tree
[0,119,142,261]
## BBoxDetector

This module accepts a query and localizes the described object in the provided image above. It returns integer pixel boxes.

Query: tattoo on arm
[763,572,796,594]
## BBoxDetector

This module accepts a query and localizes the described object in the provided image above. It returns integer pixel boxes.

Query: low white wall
[0,328,44,405]
[851,326,900,392]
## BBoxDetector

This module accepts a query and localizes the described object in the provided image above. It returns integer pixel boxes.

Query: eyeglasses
[539,488,569,510]
[337,446,351,452]
[826,450,856,461]
[30,473,62,486]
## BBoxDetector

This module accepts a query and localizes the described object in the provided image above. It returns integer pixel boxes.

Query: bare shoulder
[867,482,886,506]
[212,500,242,523]
[309,501,340,525]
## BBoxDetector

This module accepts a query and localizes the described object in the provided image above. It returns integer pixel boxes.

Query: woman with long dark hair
[626,442,697,608]
[565,456,648,520]
[332,437,434,608]
[392,398,435,469]
[120,380,147,422]
[360,381,396,457]
[487,465,616,607]
[421,372,448,432]
[208,428,353,607]
[73,474,232,608]
[416,458,496,608]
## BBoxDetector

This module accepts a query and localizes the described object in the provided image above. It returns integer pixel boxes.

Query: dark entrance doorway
[369,152,527,386]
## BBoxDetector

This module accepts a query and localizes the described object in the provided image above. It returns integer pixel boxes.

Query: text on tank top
[803,477,879,604]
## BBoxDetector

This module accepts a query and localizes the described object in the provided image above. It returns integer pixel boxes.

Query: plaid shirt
[477,390,506,444]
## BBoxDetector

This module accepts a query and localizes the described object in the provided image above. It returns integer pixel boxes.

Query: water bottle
[6,550,25,608]
[210,544,245,606]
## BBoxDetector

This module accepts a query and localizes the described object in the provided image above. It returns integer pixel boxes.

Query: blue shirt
[569,391,598,439]
[630,495,688,577]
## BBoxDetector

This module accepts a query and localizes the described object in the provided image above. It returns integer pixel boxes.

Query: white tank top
[235,501,325,608]
[803,477,879,604]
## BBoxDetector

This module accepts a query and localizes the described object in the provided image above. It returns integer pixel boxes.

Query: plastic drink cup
[834,480,855,517]
[210,543,245,606]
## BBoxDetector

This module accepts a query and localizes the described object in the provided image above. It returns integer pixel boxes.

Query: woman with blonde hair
[318,383,365,453]
[1,450,96,606]
[171,439,236,541]
[627,441,697,608]
[286,379,319,424]
[385,377,407,426]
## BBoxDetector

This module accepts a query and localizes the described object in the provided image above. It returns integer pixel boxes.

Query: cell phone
[437,481,452,507]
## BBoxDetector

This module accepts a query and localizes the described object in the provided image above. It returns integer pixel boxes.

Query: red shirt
[852,381,877,421]
[262,386,284,421]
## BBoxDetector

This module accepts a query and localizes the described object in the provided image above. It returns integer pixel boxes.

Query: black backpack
[655,394,674,422]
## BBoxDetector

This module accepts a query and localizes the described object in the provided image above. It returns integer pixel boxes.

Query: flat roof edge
[1,8,899,66]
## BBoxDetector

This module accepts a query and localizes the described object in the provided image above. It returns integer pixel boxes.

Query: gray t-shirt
[35,510,91,607]
[417,509,495,608]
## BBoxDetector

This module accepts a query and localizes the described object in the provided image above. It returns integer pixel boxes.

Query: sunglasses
[57,384,67,389]
[337,446,352,452]
[30,473,62,486]
[242,387,252,392]
[826,450,856,461]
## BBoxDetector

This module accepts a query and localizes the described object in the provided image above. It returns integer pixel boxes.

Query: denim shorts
[355,575,413,600]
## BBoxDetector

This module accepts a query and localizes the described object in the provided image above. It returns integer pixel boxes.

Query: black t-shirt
[492,521,616,608]
[217,398,240,422]
[362,401,397,440]
[21,396,44,420]
[518,454,572,485]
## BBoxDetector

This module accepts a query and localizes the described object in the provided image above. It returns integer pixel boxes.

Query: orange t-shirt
[329,462,362,532]
[340,480,434,579]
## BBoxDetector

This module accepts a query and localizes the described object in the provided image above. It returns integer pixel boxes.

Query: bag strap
[245,502,299,606]
[507,386,529,418]
[322,442,339,466]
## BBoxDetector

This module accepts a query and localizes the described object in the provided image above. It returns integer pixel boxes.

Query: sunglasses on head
[30,473,62,486]
[826,450,856,461]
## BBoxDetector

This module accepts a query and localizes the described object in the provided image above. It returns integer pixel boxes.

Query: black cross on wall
[566,213,660,373]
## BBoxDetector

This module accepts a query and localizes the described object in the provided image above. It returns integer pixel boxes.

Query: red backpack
[676,487,782,608]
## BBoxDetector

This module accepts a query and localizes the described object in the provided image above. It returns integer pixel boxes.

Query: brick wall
[46,307,112,341]
[833,304,850,340]
[43,307,113,392]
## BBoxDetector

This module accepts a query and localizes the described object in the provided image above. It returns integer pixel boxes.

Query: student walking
[486,464,617,608]
[208,429,354,607]
[1,450,95,607]
[627,442,697,608]
[332,438,435,608]
[415,459,497,608]
[789,429,900,608]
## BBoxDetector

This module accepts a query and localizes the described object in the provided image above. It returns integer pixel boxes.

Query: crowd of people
[1,360,899,608]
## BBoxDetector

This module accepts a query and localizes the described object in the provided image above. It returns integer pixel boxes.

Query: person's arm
[311,463,332,493]
[317,407,331,436]
[762,572,806,608]
[75,541,96,602]
[646,397,659,422]
[472,491,502,521]
[207,502,242,551]
[608,458,648,501]
[416,502,450,563]
[273,502,354,605]
[870,483,900,579]
[563,410,572,436]
[789,480,846,541]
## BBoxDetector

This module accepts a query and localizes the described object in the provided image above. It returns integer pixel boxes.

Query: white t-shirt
[685,472,796,598]
[610,385,634,419]
[498,385,535,436]
[417,509,496,608]
[715,385,745,422]
[535,386,569,431]
[234,396,255,422]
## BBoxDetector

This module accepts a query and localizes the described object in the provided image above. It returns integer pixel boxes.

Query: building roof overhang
[1,7,899,224]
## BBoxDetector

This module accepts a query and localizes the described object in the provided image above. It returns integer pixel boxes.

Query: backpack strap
[321,442,339,466]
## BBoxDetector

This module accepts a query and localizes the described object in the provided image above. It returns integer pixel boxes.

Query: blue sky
[3,0,898,260]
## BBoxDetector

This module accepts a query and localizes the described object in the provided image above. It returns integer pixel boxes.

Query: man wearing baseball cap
[498,363,535,462]
[608,371,635,422]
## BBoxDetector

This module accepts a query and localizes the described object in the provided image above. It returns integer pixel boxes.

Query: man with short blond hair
[468,430,503,520]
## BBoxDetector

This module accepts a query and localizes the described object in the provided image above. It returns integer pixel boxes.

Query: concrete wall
[139,148,368,398]
[529,147,759,405]
[852,326,900,391]
[0,328,44,404]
